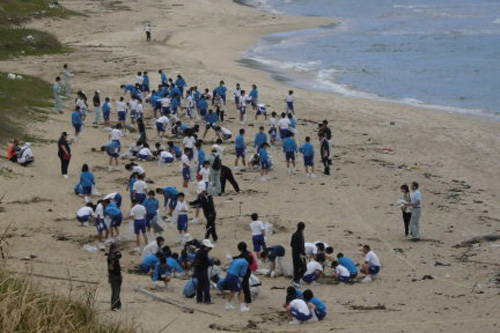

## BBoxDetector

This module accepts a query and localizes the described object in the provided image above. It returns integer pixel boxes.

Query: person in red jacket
[6,139,19,163]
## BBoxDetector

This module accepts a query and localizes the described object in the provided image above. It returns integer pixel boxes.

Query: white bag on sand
[264,221,274,235]
[7,73,16,80]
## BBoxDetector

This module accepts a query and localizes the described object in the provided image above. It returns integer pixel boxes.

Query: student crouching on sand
[360,244,381,283]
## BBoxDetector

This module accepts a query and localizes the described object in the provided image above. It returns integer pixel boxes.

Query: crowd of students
[3,65,390,324]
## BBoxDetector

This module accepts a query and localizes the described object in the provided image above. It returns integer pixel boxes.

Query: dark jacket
[190,194,216,218]
[290,230,305,257]
[320,139,330,159]
[193,248,210,270]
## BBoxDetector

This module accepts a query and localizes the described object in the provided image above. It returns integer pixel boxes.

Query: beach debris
[22,35,37,44]
[48,2,60,9]
[7,73,16,80]
[435,261,451,267]
[83,244,98,253]
[390,121,395,125]
[458,233,500,247]
[20,254,37,261]
[422,275,434,280]
[136,287,221,317]
[347,303,391,311]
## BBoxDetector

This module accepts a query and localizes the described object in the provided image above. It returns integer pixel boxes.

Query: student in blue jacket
[71,106,83,139]
[79,164,95,203]
[299,136,316,178]
[259,143,271,181]
[234,129,246,169]
[282,133,298,175]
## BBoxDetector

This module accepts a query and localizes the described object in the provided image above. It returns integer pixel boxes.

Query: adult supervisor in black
[57,131,72,178]
[107,243,123,311]
[290,222,306,288]
[193,239,214,304]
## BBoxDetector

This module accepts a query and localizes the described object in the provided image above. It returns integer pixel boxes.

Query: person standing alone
[145,24,152,42]
[406,182,422,241]
[57,132,71,178]
[290,222,306,288]
[107,243,122,311]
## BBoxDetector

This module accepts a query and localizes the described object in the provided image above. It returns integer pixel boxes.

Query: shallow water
[239,0,500,118]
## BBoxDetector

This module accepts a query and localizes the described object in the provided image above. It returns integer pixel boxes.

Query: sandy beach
[0,0,499,332]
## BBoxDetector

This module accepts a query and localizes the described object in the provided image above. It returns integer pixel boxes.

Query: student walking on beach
[57,132,71,178]
[400,184,412,237]
[62,64,74,97]
[406,182,422,241]
[319,132,330,175]
[291,222,306,288]
[93,91,102,125]
[53,77,63,114]
[107,243,122,311]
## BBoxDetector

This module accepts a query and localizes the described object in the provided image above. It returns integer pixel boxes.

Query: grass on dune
[0,0,79,60]
[0,72,54,144]
[0,270,136,333]
[0,0,80,26]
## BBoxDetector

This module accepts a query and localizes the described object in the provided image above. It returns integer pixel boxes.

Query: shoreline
[234,0,500,121]
[0,1,499,332]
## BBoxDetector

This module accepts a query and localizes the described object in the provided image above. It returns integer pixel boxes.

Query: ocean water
[239,0,500,118]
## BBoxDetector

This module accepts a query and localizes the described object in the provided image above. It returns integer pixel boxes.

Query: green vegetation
[0,270,136,333]
[0,0,78,25]
[0,0,78,60]
[0,26,66,60]
[0,72,53,143]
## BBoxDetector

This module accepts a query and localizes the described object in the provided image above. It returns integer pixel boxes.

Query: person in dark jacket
[107,243,122,311]
[58,131,72,178]
[233,242,253,304]
[220,164,240,194]
[290,222,306,288]
[319,133,330,175]
[193,239,214,303]
[190,190,218,241]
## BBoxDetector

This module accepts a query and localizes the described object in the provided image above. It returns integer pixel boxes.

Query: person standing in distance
[145,24,152,42]
[107,243,122,311]
[406,182,422,241]
[58,131,71,178]
[290,222,306,288]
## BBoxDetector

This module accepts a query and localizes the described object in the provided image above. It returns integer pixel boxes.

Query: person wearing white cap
[193,239,214,304]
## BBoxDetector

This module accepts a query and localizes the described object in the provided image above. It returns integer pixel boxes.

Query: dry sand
[0,0,499,332]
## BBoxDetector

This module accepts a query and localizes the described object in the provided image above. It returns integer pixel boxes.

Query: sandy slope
[0,0,499,332]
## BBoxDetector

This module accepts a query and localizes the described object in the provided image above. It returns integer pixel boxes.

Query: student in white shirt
[156,115,170,138]
[135,100,144,120]
[142,236,165,259]
[138,144,153,161]
[331,260,352,283]
[284,90,295,115]
[181,148,191,195]
[249,213,266,257]
[135,72,144,86]
[286,298,313,324]
[199,161,211,190]
[159,150,174,166]
[233,83,241,112]
[175,193,189,244]
[115,97,128,128]
[269,111,278,146]
[406,181,422,241]
[76,203,94,227]
[132,173,148,203]
[360,244,381,282]
[130,200,148,251]
[304,242,318,258]
[160,94,171,115]
[216,126,232,142]
[94,201,109,246]
[109,124,123,143]
[183,134,196,155]
[278,112,291,140]
[238,89,248,123]
[302,253,325,284]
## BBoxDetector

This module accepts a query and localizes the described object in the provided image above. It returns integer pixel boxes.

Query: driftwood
[9,271,99,285]
[460,233,500,247]
[135,287,221,317]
